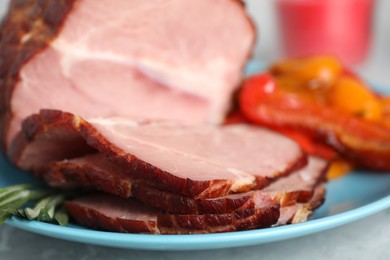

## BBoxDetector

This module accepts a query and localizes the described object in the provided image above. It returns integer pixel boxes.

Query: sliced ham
[263,156,328,206]
[0,0,255,149]
[289,184,326,224]
[65,192,280,234]
[44,153,327,213]
[10,110,306,199]
[275,184,326,226]
[64,184,326,234]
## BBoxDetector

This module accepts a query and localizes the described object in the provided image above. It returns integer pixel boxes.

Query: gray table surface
[1,0,390,259]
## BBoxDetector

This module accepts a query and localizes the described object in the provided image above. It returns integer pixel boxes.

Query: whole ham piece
[0,0,255,150]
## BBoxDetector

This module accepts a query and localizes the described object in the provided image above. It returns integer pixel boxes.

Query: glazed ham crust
[0,0,255,150]
[0,0,77,150]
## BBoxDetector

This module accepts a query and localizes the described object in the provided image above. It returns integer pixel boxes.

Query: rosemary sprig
[0,184,70,226]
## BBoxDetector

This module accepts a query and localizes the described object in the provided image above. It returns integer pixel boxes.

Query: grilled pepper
[239,73,390,171]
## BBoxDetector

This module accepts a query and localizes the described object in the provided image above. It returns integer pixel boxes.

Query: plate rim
[5,194,390,251]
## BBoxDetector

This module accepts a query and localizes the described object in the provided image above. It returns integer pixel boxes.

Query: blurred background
[0,0,389,85]
[245,0,390,86]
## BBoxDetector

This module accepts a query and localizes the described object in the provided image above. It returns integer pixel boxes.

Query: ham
[64,184,326,234]
[0,0,255,150]
[0,1,329,234]
[10,110,306,199]
[263,156,328,206]
[44,153,327,213]
[65,192,280,234]
[46,154,271,214]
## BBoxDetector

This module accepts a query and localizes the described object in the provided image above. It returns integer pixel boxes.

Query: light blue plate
[2,151,390,251]
[1,63,390,251]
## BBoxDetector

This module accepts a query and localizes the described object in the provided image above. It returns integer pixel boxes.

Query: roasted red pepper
[277,129,337,160]
[239,74,390,171]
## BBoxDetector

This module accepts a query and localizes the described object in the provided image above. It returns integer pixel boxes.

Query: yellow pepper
[327,159,354,180]
[270,55,343,89]
[328,76,382,121]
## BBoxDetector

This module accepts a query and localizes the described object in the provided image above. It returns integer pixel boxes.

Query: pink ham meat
[65,192,280,234]
[44,154,327,213]
[0,0,255,150]
[10,110,306,199]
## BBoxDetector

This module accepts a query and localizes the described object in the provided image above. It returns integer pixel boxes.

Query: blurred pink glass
[276,0,375,65]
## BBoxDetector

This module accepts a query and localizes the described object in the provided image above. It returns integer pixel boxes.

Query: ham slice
[65,192,280,234]
[0,0,255,149]
[10,110,306,199]
[64,184,326,234]
[263,156,328,206]
[46,155,270,214]
[44,154,327,213]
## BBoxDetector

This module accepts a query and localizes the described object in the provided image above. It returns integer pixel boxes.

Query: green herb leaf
[54,206,69,226]
[0,190,32,208]
[0,184,70,226]
[0,184,34,199]
[0,197,31,224]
